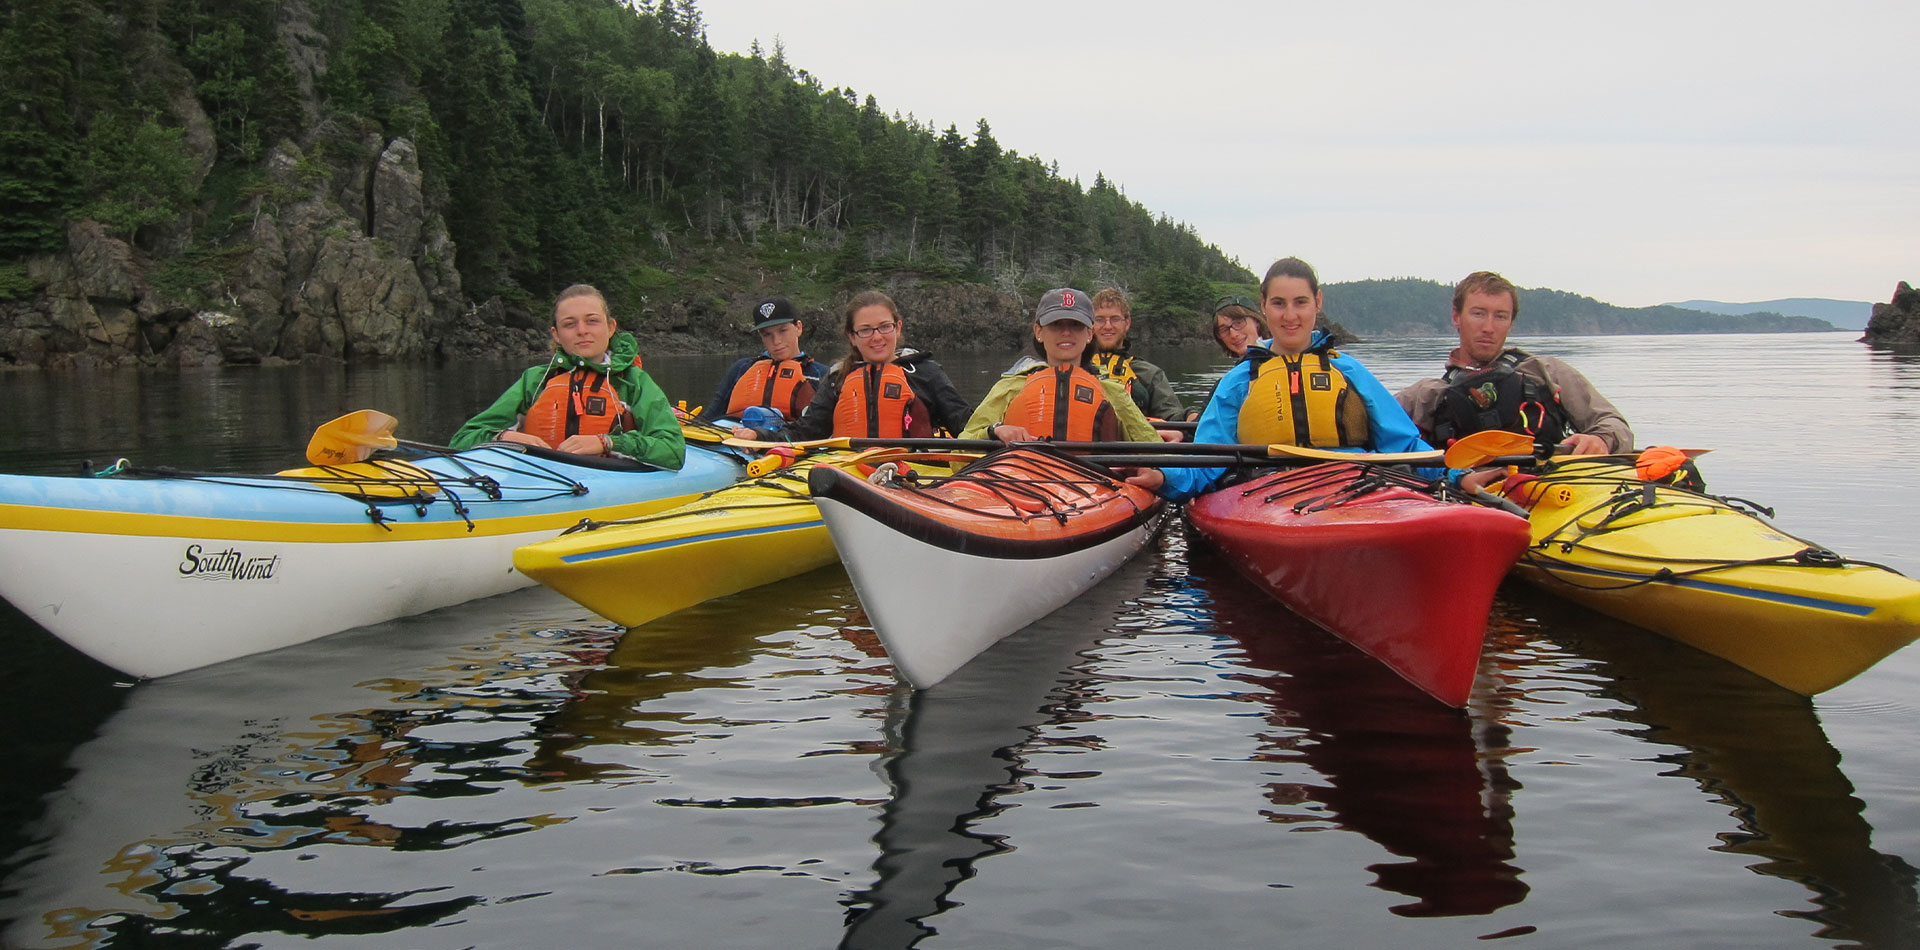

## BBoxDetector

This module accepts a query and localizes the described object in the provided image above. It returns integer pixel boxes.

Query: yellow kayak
[513,446,973,628]
[1503,457,1920,694]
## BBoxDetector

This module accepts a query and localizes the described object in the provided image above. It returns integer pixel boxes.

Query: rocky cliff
[1860,282,1920,347]
[0,131,537,370]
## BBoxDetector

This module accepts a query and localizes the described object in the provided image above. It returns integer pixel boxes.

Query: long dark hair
[1259,257,1319,299]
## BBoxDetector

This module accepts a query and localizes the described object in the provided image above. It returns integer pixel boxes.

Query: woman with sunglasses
[772,289,973,441]
[1162,258,1442,500]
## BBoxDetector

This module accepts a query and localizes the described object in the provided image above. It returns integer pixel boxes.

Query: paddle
[724,435,1437,460]
[306,410,449,465]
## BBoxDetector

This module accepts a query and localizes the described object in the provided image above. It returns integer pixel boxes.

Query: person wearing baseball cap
[696,296,829,440]
[958,288,1168,490]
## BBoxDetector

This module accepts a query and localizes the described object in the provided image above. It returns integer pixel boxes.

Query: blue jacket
[1161,331,1444,500]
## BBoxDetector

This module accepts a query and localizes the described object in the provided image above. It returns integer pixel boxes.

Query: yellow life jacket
[1236,348,1371,448]
[1089,352,1139,390]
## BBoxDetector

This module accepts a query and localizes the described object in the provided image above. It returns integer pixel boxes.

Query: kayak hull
[811,447,1165,688]
[1507,458,1920,694]
[0,444,741,677]
[1187,463,1531,707]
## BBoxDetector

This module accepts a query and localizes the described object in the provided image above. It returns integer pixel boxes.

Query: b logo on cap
[759,302,776,318]
[1061,291,1075,308]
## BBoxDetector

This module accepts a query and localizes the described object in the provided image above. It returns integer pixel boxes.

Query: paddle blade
[307,409,401,465]
[1441,430,1537,469]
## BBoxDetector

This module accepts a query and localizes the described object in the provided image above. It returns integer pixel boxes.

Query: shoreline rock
[1860,282,1920,347]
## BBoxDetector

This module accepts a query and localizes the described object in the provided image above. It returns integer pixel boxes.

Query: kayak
[810,445,1166,689]
[1501,457,1920,694]
[513,448,973,627]
[0,443,742,678]
[1186,462,1531,707]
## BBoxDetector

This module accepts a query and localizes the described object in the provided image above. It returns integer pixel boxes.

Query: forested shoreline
[0,0,1828,370]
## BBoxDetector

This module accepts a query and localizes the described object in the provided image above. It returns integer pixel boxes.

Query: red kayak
[1186,462,1530,707]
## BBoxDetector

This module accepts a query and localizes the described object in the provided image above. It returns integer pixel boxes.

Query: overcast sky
[697,0,1917,308]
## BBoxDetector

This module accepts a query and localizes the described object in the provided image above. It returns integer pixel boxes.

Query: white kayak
[0,443,741,677]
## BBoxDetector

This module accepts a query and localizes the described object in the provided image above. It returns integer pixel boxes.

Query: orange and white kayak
[810,445,1166,688]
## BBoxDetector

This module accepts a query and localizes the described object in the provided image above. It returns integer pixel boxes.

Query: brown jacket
[1395,348,1634,452]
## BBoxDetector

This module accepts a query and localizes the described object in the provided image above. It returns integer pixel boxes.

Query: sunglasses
[1212,295,1259,315]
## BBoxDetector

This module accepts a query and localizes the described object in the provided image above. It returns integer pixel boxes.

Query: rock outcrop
[1860,282,1920,346]
[0,133,469,368]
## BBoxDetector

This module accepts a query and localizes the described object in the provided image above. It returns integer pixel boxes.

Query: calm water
[2,332,1917,949]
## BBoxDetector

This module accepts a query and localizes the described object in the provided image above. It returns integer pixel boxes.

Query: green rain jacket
[449,332,686,470]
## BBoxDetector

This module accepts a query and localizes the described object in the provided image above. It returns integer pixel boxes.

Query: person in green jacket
[961,288,1165,446]
[449,284,685,470]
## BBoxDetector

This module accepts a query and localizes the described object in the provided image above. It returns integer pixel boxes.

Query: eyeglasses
[851,321,898,340]
[1212,295,1259,315]
[1091,316,1127,326]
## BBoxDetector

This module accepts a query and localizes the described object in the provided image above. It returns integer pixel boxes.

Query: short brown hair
[1210,303,1268,355]
[1091,287,1131,317]
[1452,271,1519,320]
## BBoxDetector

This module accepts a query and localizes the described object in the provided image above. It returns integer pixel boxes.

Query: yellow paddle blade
[1266,443,1444,464]
[1440,430,1538,469]
[307,409,401,465]
[276,460,442,497]
[723,436,852,452]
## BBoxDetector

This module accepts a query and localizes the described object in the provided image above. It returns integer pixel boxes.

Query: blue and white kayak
[0,443,742,678]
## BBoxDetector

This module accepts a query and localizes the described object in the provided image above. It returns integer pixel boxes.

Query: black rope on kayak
[364,504,394,531]
[884,446,1139,526]
[1231,462,1436,514]
[1522,543,1894,591]
[96,453,588,514]
[559,464,823,534]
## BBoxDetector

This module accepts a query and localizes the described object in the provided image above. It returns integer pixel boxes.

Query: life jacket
[831,362,932,438]
[723,356,816,420]
[1089,352,1139,390]
[520,367,634,448]
[1434,349,1572,454]
[1236,344,1371,448]
[1002,364,1118,442]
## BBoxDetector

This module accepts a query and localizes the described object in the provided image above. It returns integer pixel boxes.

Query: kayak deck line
[557,518,828,563]
[1521,556,1882,616]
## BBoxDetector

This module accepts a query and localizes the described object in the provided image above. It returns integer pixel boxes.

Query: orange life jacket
[520,368,633,448]
[832,362,931,438]
[724,357,816,419]
[1002,364,1117,442]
